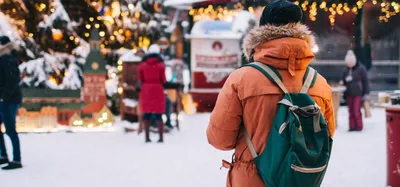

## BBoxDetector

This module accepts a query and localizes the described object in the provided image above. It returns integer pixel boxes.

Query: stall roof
[119,51,142,63]
[186,20,241,39]
[163,0,208,6]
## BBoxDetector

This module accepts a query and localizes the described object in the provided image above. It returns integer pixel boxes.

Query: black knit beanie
[259,0,303,26]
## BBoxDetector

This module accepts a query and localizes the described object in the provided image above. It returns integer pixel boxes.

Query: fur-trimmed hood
[0,42,19,56]
[142,53,164,65]
[242,23,316,76]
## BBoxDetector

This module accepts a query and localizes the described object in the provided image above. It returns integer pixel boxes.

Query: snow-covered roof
[187,20,241,40]
[119,51,142,62]
[232,11,256,34]
[163,0,207,6]
[123,98,139,108]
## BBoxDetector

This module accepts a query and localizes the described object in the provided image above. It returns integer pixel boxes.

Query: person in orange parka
[206,1,336,187]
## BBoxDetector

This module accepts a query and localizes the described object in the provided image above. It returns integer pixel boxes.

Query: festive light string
[189,1,400,25]
[189,3,244,22]
[84,0,161,50]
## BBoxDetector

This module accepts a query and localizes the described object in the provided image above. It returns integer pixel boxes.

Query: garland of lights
[190,1,399,25]
[84,0,165,50]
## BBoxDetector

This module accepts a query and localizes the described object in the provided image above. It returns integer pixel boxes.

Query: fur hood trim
[242,23,316,60]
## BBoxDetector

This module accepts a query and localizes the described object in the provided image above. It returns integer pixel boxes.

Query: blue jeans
[0,102,21,162]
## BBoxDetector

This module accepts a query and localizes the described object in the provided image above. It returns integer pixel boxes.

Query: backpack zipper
[291,164,327,173]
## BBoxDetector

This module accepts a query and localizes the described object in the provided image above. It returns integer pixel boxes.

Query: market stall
[118,52,142,122]
[186,20,241,112]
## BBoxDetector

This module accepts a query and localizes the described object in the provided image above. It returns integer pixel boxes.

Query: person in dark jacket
[137,44,167,143]
[0,36,23,170]
[341,50,370,132]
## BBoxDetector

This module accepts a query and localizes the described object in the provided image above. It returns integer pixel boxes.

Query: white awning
[163,0,208,6]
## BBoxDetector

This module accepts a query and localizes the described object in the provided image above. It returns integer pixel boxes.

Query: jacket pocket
[290,164,327,173]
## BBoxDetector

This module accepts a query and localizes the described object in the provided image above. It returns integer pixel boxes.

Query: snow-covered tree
[0,0,168,90]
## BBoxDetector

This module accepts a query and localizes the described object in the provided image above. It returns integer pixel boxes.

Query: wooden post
[398,39,400,89]
[355,4,372,70]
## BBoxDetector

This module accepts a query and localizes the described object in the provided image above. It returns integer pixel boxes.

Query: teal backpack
[242,62,333,187]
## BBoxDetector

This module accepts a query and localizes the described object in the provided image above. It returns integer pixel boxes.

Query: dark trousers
[0,102,21,162]
[165,96,172,128]
[143,113,163,121]
[346,96,363,131]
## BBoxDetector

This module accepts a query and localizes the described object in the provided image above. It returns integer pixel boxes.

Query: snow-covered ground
[1,107,386,187]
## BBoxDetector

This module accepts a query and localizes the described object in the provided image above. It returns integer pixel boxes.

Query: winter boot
[0,157,9,165]
[157,121,165,143]
[144,120,151,143]
[2,161,22,170]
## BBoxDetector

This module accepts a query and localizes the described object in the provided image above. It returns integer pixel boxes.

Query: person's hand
[339,81,344,86]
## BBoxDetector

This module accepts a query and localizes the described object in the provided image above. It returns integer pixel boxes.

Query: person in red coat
[138,44,166,143]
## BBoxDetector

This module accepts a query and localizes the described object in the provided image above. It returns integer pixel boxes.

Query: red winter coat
[138,53,166,114]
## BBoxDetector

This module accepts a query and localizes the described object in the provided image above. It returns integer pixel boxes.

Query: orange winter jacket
[206,23,336,187]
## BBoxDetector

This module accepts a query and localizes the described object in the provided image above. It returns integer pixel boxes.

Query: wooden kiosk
[119,52,142,123]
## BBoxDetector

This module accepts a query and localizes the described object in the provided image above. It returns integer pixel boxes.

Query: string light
[352,6,359,13]
[189,4,243,22]
[40,3,46,9]
[320,1,327,9]
[99,31,105,37]
[85,24,91,29]
[309,2,318,21]
[357,0,363,8]
[248,7,254,13]
[135,11,140,18]
[117,87,123,94]
[301,1,309,11]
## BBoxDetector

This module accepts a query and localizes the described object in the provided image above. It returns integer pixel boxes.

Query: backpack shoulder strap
[243,62,289,94]
[300,67,318,93]
[244,129,257,159]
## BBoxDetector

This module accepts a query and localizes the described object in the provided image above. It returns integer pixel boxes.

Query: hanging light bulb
[99,31,105,37]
